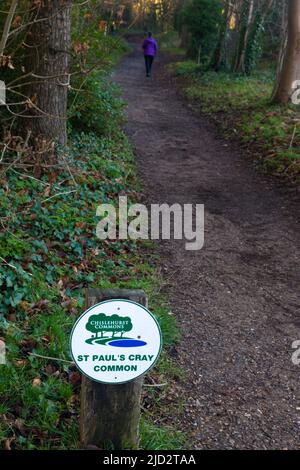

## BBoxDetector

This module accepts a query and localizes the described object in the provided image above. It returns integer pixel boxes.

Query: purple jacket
[142,38,158,57]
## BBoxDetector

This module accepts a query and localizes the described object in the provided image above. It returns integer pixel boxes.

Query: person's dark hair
[148,31,152,37]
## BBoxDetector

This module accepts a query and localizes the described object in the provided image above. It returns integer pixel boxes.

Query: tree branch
[0,0,18,57]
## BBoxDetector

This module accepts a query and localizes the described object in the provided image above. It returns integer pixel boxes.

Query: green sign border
[70,298,163,385]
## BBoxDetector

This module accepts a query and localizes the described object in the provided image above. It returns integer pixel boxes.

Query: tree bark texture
[23,0,71,147]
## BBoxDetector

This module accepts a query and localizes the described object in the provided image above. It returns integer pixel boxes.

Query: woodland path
[113,39,300,449]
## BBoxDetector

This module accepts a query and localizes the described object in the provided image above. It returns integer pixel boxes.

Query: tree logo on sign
[85,314,147,348]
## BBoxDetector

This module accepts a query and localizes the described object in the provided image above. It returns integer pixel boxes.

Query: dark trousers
[144,55,154,76]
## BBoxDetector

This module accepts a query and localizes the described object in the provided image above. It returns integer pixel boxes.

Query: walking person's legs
[148,56,154,77]
[144,56,155,77]
[144,56,150,77]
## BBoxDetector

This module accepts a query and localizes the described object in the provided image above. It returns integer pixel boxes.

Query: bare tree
[233,0,274,73]
[234,0,254,72]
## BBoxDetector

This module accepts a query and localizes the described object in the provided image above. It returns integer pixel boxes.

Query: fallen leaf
[14,418,26,435]
[15,359,27,366]
[32,378,41,387]
[41,335,50,343]
[19,300,30,311]
[29,299,50,313]
[4,437,15,450]
[69,371,81,386]
[12,15,22,28]
[44,365,54,375]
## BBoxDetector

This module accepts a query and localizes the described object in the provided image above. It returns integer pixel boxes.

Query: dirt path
[113,40,300,450]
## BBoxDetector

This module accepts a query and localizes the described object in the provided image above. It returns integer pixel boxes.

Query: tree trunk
[211,0,230,71]
[272,1,288,100]
[243,0,275,74]
[0,0,18,57]
[180,25,191,49]
[272,0,300,103]
[22,0,71,147]
[234,0,254,73]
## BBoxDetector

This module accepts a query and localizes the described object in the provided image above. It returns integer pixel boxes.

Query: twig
[289,124,297,148]
[60,152,77,186]
[143,383,167,388]
[41,189,77,204]
[0,143,9,164]
[11,168,50,186]
[0,0,18,57]
[23,129,31,148]
[0,255,33,276]
[0,256,18,271]
[28,352,74,365]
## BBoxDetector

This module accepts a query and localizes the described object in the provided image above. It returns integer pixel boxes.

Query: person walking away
[142,32,158,78]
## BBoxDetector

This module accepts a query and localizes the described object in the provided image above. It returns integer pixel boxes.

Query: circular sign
[70,299,162,384]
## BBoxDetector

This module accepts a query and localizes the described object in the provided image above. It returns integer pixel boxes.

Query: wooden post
[79,289,147,450]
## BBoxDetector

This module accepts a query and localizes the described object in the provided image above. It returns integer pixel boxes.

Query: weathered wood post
[79,288,148,450]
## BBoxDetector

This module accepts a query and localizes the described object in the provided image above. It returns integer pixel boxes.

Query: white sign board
[70,299,162,384]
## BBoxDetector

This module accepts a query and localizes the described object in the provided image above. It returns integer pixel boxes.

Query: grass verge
[170,61,300,184]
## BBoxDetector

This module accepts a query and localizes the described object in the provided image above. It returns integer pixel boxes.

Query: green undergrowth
[157,31,185,55]
[0,41,184,450]
[140,417,185,450]
[170,61,300,183]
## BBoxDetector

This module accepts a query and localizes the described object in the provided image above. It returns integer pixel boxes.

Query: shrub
[69,72,125,135]
[176,0,223,62]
